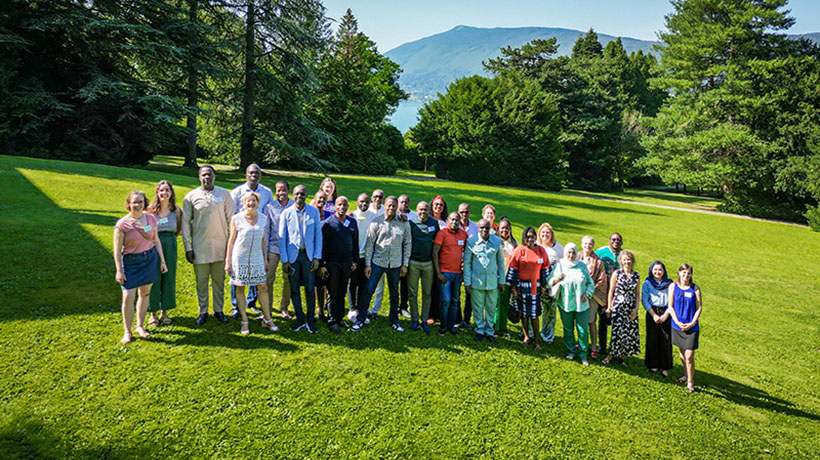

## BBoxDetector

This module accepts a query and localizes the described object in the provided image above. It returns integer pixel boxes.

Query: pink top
[116,214,158,254]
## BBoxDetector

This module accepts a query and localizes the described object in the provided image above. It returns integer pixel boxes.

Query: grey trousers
[407,260,434,324]
[193,261,225,314]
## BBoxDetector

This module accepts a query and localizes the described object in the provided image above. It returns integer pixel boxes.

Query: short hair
[384,195,398,205]
[357,192,370,202]
[275,180,290,191]
[416,200,429,211]
[537,222,557,246]
[242,191,261,206]
[125,190,149,212]
[198,165,215,175]
[582,235,595,245]
[246,163,261,173]
[619,249,635,265]
[458,202,470,211]
[482,204,495,215]
[293,184,307,194]
[399,194,409,201]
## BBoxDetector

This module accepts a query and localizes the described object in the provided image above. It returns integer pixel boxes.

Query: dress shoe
[214,312,229,323]
[330,324,341,334]
[195,313,208,326]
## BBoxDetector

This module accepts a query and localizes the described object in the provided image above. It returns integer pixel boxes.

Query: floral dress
[610,268,641,358]
[230,213,268,286]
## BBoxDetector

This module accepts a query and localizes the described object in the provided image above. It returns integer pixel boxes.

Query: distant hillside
[386,25,820,100]
[385,25,657,100]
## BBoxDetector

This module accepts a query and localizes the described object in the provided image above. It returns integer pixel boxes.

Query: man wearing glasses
[463,219,506,343]
[595,233,624,355]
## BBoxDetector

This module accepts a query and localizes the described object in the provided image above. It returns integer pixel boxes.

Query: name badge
[684,292,693,298]
[343,220,350,228]
[158,217,169,224]
[457,240,464,246]
[143,225,153,232]
[214,196,223,203]
[428,226,436,232]
[537,258,544,264]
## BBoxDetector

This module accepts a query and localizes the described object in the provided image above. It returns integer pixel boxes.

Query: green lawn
[1,154,818,459]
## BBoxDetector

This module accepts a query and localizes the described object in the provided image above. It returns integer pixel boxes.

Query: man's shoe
[437,328,446,336]
[421,323,430,334]
[363,316,371,325]
[230,309,240,320]
[391,322,404,332]
[306,322,317,334]
[475,333,484,342]
[461,322,474,332]
[449,328,458,336]
[351,321,364,331]
[195,313,208,326]
[487,335,498,344]
[214,312,229,323]
[409,322,420,331]
[290,321,306,332]
[330,324,341,334]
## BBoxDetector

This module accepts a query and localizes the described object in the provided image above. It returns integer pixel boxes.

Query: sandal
[160,315,172,326]
[135,326,150,339]
[281,310,292,320]
[661,370,668,378]
[534,342,542,352]
[678,375,688,383]
[601,356,612,365]
[240,321,250,335]
[147,316,159,327]
[686,383,695,393]
[262,319,279,332]
[120,332,132,345]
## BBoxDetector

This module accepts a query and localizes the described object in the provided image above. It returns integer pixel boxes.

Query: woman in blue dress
[667,263,702,393]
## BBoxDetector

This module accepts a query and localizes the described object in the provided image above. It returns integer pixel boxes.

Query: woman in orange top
[506,226,551,351]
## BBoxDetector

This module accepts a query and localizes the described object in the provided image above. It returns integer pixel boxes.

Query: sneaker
[421,323,430,334]
[347,309,358,321]
[582,360,590,366]
[437,328,446,336]
[475,334,484,342]
[391,323,404,332]
[290,321,306,332]
[409,322,420,331]
[565,354,575,360]
[351,321,364,331]
[400,309,411,319]
[306,322,317,334]
[363,317,371,325]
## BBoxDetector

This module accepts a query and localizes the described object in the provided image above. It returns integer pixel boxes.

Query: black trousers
[349,257,368,315]
[326,262,351,326]
[429,275,441,322]
[644,308,673,370]
[400,274,409,311]
[598,307,610,352]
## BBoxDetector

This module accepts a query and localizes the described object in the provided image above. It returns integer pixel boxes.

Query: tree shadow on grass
[602,354,820,422]
[0,416,150,460]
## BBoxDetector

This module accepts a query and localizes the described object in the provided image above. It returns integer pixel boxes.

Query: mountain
[385,25,820,101]
[385,25,657,100]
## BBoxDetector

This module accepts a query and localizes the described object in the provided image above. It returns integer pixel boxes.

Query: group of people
[113,164,703,393]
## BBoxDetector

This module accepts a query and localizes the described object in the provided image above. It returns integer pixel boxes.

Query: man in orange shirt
[432,212,469,336]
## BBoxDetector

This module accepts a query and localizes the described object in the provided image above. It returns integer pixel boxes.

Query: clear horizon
[322,0,820,52]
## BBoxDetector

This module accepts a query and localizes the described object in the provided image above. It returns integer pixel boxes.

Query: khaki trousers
[193,261,225,314]
[266,252,291,311]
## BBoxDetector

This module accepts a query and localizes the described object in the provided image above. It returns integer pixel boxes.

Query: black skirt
[672,328,699,350]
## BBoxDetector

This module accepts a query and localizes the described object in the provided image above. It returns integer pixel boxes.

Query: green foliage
[415,74,564,189]
[805,205,820,231]
[643,0,820,222]
[307,9,407,175]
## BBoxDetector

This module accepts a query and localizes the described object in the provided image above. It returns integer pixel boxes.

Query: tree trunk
[183,0,199,168]
[239,0,256,170]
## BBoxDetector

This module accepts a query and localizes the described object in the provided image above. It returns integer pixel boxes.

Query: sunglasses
[479,225,490,229]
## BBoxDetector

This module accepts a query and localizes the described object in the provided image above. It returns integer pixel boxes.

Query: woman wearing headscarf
[642,260,674,376]
[548,243,595,365]
[507,226,550,351]
[493,216,517,337]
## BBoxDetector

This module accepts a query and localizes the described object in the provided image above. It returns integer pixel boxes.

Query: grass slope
[1,155,819,459]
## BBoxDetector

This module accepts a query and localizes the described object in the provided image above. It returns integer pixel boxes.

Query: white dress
[230,213,268,286]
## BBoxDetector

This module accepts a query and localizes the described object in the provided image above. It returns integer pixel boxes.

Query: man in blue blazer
[278,185,323,333]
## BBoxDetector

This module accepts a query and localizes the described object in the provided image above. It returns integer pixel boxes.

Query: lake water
[389,99,426,133]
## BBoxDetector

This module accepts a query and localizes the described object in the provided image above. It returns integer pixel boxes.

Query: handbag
[507,295,521,324]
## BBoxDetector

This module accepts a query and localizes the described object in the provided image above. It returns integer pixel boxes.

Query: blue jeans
[359,264,401,324]
[289,251,316,326]
[439,273,461,331]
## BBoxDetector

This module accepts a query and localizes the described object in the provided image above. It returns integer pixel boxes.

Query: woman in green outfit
[548,242,595,365]
[494,217,517,337]
[147,180,181,326]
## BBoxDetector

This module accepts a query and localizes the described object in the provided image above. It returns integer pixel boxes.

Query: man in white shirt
[368,189,385,216]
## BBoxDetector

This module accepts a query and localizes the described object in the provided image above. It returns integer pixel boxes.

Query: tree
[308,9,407,175]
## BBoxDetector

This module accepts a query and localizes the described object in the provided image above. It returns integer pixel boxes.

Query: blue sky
[322,0,820,52]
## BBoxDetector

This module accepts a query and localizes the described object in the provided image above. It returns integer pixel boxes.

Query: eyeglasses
[373,195,384,199]
[479,225,490,229]
[610,237,622,242]
[458,210,469,214]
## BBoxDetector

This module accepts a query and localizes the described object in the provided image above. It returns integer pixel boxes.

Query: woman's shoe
[686,383,695,393]
[601,356,612,365]
[147,316,159,327]
[678,375,688,383]
[262,319,279,332]
[661,370,669,378]
[240,321,250,335]
[281,309,292,320]
[159,315,172,326]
